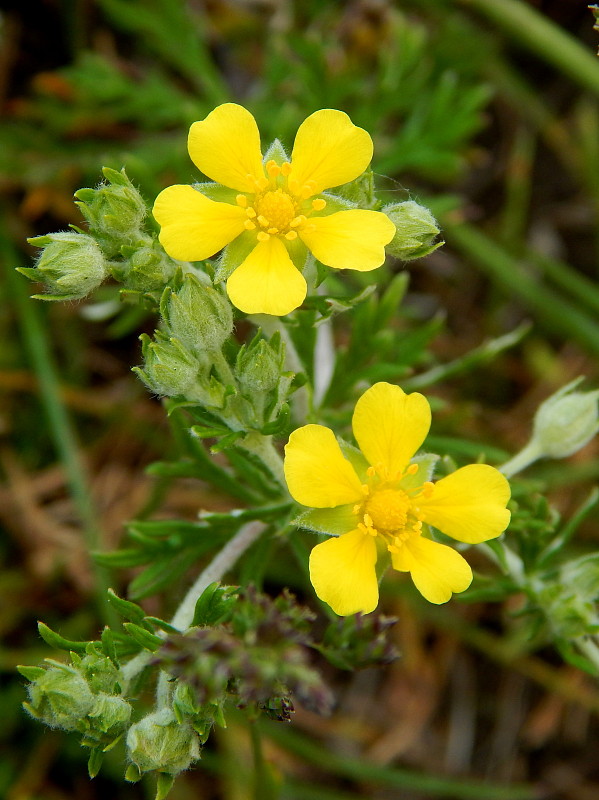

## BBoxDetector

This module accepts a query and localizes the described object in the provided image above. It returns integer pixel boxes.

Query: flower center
[365,488,410,533]
[236,159,327,243]
[255,190,297,233]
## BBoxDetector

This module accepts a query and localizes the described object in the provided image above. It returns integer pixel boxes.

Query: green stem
[122,521,266,692]
[240,432,287,489]
[7,249,115,626]
[460,0,599,96]
[499,441,542,478]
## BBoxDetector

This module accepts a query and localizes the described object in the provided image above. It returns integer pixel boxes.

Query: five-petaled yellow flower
[153,103,395,316]
[284,383,511,615]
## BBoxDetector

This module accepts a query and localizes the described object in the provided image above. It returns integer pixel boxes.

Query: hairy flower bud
[120,241,178,291]
[162,275,233,354]
[531,378,599,459]
[75,167,147,254]
[235,337,283,395]
[134,332,200,397]
[87,693,132,738]
[383,200,442,261]
[21,232,107,300]
[78,653,122,694]
[126,709,200,775]
[24,664,94,730]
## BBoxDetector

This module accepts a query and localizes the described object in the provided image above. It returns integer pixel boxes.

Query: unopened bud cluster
[21,651,132,762]
[22,167,178,301]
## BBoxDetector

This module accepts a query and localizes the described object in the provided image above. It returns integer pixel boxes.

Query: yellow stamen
[257,231,270,242]
[407,463,419,475]
[281,162,292,176]
[244,220,256,231]
[265,159,281,178]
[285,231,298,241]
[246,208,257,218]
[290,215,306,228]
[311,198,326,211]
[267,227,279,234]
[236,194,248,208]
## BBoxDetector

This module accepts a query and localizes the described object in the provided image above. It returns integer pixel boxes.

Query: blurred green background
[3,1,599,798]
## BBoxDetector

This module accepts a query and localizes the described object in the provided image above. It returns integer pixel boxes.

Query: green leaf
[122,623,162,651]
[100,627,120,667]
[156,772,176,800]
[17,665,46,681]
[37,622,88,654]
[88,748,104,779]
[191,583,237,627]
[92,549,151,568]
[107,589,151,628]
[128,543,219,600]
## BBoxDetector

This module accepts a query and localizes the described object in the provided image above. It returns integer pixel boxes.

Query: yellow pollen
[246,208,256,218]
[281,162,292,176]
[252,190,297,233]
[236,194,248,208]
[265,159,281,178]
[285,231,298,240]
[312,198,326,211]
[289,215,306,228]
[365,488,411,533]
[244,220,256,231]
[257,231,270,242]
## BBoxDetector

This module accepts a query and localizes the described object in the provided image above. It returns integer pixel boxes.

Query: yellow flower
[152,104,396,316]
[284,382,511,615]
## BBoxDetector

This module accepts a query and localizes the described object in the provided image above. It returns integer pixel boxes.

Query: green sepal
[317,192,358,214]
[101,166,131,186]
[156,772,176,800]
[302,285,376,320]
[400,453,439,489]
[122,623,162,651]
[193,182,238,204]
[17,665,46,681]
[263,138,289,165]
[144,617,180,634]
[37,622,88,654]
[125,763,142,783]
[210,430,245,453]
[88,748,104,779]
[215,232,256,282]
[337,438,369,482]
[294,504,357,536]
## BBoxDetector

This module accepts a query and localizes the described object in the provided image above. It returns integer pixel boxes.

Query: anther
[311,198,326,211]
[407,463,419,475]
[236,194,248,208]
[246,208,257,218]
[257,215,269,227]
[290,215,306,228]
[285,231,298,241]
[244,220,256,231]
[267,227,279,234]
[366,466,376,477]
[255,176,269,191]
[281,162,292,176]
[257,231,270,242]
[266,160,281,178]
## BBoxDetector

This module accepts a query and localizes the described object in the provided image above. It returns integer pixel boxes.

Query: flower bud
[235,337,283,395]
[537,553,599,639]
[75,167,147,254]
[383,200,442,261]
[162,275,233,354]
[120,241,177,291]
[78,653,121,694]
[87,693,132,738]
[24,664,94,730]
[21,232,107,300]
[134,332,200,397]
[531,378,599,459]
[126,709,200,775]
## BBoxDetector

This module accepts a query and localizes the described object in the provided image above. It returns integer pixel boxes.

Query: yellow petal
[418,464,511,544]
[188,104,265,193]
[289,109,373,195]
[153,185,246,261]
[226,237,307,315]
[391,536,472,604]
[284,424,363,508]
[299,210,395,271]
[309,529,379,615]
[352,383,431,477]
